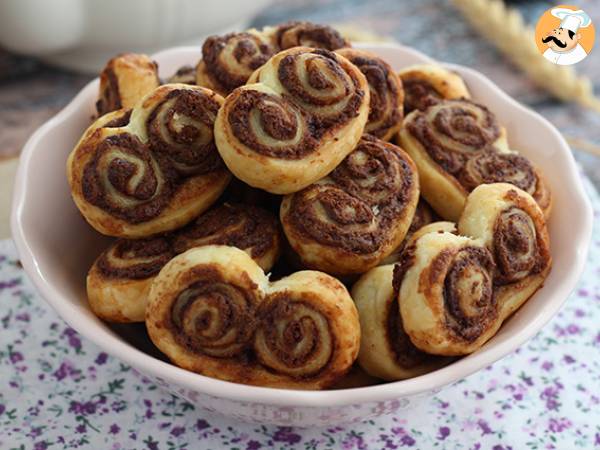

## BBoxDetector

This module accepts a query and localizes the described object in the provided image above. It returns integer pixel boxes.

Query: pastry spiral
[396,183,551,355]
[96,53,160,116]
[196,30,276,95]
[398,99,512,221]
[398,64,470,114]
[458,150,552,219]
[336,48,404,140]
[68,84,231,238]
[87,203,281,323]
[458,183,551,315]
[268,21,350,51]
[145,245,360,389]
[281,135,419,275]
[166,65,197,85]
[352,264,449,380]
[214,47,370,194]
[397,231,500,355]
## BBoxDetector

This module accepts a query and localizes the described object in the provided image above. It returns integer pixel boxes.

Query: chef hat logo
[534,5,595,65]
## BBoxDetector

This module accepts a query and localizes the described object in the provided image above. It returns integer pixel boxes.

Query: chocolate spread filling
[172,203,279,258]
[440,246,497,342]
[202,32,275,93]
[406,100,500,175]
[344,53,402,137]
[275,21,349,51]
[287,135,415,254]
[96,66,121,116]
[256,293,333,377]
[458,151,537,194]
[402,79,443,114]
[146,89,224,175]
[169,271,257,358]
[82,133,176,223]
[98,237,174,279]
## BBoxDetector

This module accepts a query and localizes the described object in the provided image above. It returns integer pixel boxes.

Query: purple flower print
[170,426,185,437]
[0,277,20,290]
[9,351,23,364]
[109,424,120,434]
[95,352,108,365]
[273,427,302,445]
[246,441,261,450]
[437,426,451,440]
[477,420,493,435]
[195,419,210,431]
[548,417,572,433]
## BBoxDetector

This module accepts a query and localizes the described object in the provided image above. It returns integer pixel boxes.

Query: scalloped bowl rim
[11,43,593,408]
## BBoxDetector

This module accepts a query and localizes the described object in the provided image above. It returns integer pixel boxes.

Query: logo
[535,5,595,65]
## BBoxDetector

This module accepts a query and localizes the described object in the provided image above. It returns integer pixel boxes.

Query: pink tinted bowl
[11,43,593,427]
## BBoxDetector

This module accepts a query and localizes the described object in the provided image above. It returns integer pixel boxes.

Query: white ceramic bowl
[11,44,593,427]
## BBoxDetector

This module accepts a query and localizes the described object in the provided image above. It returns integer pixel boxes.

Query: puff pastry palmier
[87,203,281,323]
[336,48,404,140]
[145,245,360,389]
[96,53,160,116]
[281,135,419,275]
[398,64,470,114]
[68,84,231,238]
[214,47,370,194]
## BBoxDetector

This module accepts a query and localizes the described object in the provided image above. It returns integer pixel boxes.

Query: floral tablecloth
[1,179,599,450]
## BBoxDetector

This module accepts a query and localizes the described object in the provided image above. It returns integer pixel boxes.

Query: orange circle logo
[535,5,595,65]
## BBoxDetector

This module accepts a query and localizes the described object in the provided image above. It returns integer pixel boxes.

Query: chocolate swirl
[172,204,279,261]
[228,90,317,158]
[493,206,542,284]
[338,50,403,138]
[386,296,432,368]
[97,66,122,116]
[439,246,497,342]
[274,21,349,51]
[286,135,415,254]
[406,99,501,175]
[459,151,537,194]
[170,269,257,358]
[81,133,174,223]
[202,32,275,93]
[277,50,365,127]
[166,65,197,85]
[146,88,223,175]
[254,294,333,377]
[97,237,174,279]
[403,79,443,114]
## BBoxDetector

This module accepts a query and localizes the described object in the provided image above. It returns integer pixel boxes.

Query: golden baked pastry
[87,203,281,323]
[352,264,450,380]
[396,183,551,356]
[398,63,470,114]
[96,53,160,116]
[196,29,276,96]
[166,65,197,85]
[336,48,404,140]
[145,245,360,389]
[281,135,419,275]
[266,20,350,51]
[68,84,231,238]
[458,183,552,316]
[214,47,370,194]
[398,98,520,221]
[379,198,439,265]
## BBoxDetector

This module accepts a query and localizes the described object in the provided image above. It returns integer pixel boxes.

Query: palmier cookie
[396,184,551,356]
[266,21,350,51]
[68,84,231,238]
[352,264,450,380]
[398,64,470,114]
[96,53,160,116]
[214,47,370,194]
[281,135,419,275]
[87,204,281,323]
[398,98,517,221]
[145,245,360,389]
[336,48,404,140]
